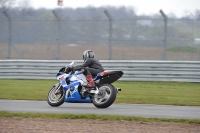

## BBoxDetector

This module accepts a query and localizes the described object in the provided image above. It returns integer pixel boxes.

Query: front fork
[54,83,62,95]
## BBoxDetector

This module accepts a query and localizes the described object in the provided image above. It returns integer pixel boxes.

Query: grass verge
[0,111,200,124]
[168,46,200,53]
[0,79,200,106]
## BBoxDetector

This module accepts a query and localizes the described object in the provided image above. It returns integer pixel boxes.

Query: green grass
[168,46,200,53]
[0,79,54,100]
[114,81,200,106]
[0,111,200,124]
[0,79,200,106]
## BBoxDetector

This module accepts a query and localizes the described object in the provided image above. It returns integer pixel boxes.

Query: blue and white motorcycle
[47,61,123,108]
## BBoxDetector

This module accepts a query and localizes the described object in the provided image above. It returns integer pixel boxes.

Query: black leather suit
[73,58,104,77]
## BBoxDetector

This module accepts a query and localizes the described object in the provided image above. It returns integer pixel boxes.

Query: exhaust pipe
[116,88,121,93]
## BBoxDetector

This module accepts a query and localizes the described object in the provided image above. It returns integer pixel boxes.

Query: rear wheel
[47,83,66,107]
[92,84,116,108]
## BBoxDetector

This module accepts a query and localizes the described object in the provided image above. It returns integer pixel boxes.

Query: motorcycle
[47,61,123,108]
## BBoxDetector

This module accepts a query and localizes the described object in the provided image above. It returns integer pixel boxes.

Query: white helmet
[83,50,95,62]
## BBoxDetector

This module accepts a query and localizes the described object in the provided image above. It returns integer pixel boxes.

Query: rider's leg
[82,68,94,88]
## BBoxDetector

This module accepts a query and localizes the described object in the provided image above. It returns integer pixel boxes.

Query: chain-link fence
[0,9,200,60]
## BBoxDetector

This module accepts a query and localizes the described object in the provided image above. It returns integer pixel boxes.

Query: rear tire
[92,84,116,108]
[47,83,66,107]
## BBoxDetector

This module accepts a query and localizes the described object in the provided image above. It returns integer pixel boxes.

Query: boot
[86,75,95,88]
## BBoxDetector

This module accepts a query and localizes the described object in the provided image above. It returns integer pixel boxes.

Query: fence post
[159,10,168,60]
[104,10,113,60]
[52,10,61,60]
[3,10,24,59]
[3,11,12,59]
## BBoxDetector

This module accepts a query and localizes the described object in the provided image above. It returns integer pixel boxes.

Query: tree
[194,10,200,19]
[0,0,15,9]
[0,0,29,9]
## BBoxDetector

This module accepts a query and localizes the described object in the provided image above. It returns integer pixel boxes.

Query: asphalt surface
[0,100,200,119]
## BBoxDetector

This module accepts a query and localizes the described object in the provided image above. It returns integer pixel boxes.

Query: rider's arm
[82,58,92,67]
[73,59,92,70]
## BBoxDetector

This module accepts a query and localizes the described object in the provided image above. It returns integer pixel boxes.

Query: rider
[73,50,104,88]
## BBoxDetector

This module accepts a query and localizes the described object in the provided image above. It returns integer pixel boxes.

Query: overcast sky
[16,0,200,17]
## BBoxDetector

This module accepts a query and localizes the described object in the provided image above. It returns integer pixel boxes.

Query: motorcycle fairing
[57,70,123,103]
[94,70,123,85]
[64,87,91,103]
[57,71,91,102]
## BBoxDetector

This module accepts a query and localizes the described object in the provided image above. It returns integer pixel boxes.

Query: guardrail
[0,60,200,82]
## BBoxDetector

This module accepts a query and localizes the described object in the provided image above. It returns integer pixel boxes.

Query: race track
[0,100,200,119]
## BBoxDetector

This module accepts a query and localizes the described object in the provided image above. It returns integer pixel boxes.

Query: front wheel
[47,83,66,107]
[92,84,116,108]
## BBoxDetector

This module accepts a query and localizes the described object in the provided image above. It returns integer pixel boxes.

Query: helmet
[83,50,95,62]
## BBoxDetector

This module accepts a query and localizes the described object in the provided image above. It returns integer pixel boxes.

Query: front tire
[92,84,116,108]
[47,83,66,107]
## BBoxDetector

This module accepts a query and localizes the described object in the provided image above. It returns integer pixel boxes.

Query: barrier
[0,60,200,82]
